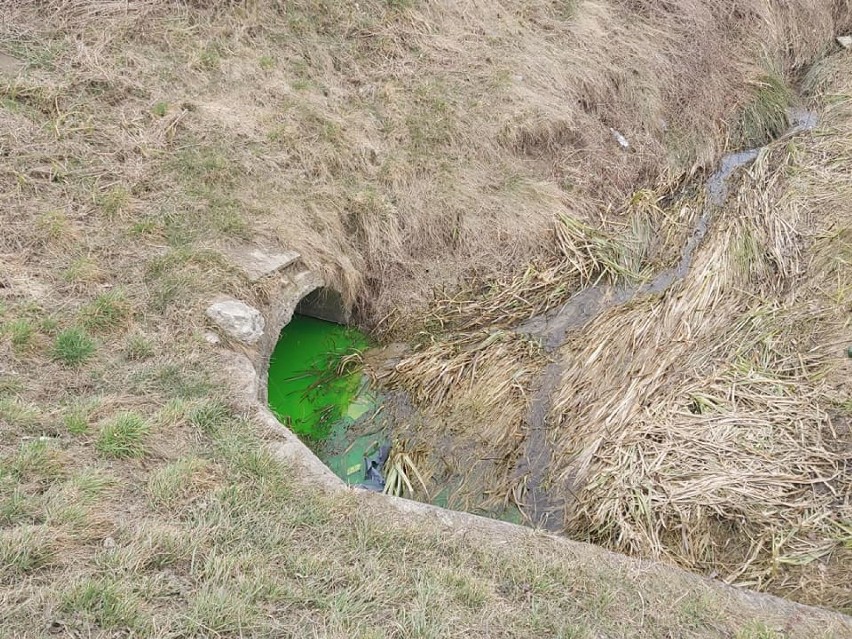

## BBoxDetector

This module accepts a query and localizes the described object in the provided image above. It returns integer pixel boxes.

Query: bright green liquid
[267,315,369,443]
[267,316,528,520]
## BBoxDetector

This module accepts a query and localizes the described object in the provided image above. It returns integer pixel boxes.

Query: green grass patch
[0,396,41,428]
[148,272,197,312]
[62,256,102,285]
[736,621,785,639]
[68,468,114,502]
[95,185,131,219]
[196,41,225,71]
[3,318,35,352]
[0,487,32,526]
[61,577,147,632]
[147,457,216,510]
[171,145,236,187]
[63,399,99,436]
[736,73,793,147]
[7,439,66,483]
[148,363,212,399]
[406,82,456,158]
[96,412,150,459]
[80,290,131,332]
[152,101,168,117]
[64,410,88,435]
[124,333,154,360]
[116,523,195,573]
[678,593,719,630]
[0,525,57,582]
[35,210,71,243]
[52,327,96,366]
[188,400,231,434]
[3,38,65,70]
[184,586,259,636]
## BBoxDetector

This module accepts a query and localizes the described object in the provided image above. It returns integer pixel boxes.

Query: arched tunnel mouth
[265,285,395,493]
[294,286,350,324]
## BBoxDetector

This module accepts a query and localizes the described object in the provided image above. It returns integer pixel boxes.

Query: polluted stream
[267,315,389,489]
[267,315,521,520]
[267,109,816,528]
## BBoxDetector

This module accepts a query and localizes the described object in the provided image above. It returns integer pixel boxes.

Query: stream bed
[267,315,522,521]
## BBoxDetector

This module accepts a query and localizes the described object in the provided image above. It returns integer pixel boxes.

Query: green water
[267,315,369,443]
[267,315,388,487]
[267,315,525,521]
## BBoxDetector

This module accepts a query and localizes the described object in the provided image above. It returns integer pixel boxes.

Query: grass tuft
[188,400,231,434]
[80,289,131,332]
[0,525,57,582]
[184,586,259,636]
[96,413,150,459]
[95,185,131,219]
[4,318,35,352]
[152,101,168,117]
[736,621,785,639]
[147,457,217,510]
[63,401,95,435]
[61,577,146,632]
[737,73,793,147]
[124,333,154,360]
[52,327,96,366]
[149,364,212,399]
[0,397,41,429]
[9,439,66,483]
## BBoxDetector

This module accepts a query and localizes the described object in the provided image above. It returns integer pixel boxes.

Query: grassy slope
[1,1,851,637]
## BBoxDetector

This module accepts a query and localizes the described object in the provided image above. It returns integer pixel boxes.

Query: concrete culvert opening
[264,281,525,523]
[265,284,401,495]
[295,286,350,324]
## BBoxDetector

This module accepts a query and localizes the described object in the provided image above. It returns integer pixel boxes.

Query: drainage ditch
[265,108,818,528]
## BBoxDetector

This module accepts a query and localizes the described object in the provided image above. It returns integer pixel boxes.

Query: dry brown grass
[378,330,544,513]
[4,0,849,325]
[378,38,852,615]
[534,59,852,610]
[1,0,852,635]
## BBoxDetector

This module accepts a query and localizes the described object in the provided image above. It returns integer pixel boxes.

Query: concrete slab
[222,245,301,282]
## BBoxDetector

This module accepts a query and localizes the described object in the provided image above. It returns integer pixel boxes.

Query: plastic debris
[359,443,391,492]
[610,128,630,149]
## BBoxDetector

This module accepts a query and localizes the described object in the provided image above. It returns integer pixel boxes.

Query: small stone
[103,536,116,549]
[838,35,852,49]
[846,345,852,359]
[610,128,630,149]
[204,331,221,345]
[206,298,265,344]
